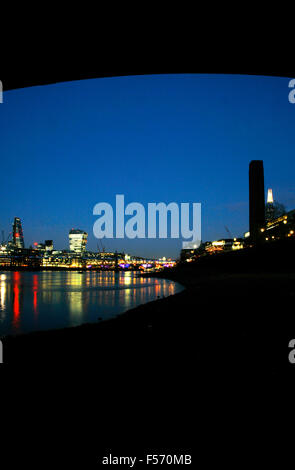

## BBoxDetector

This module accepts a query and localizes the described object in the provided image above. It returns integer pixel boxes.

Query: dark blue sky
[1,74,294,258]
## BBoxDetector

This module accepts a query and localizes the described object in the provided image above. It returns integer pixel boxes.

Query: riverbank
[3,239,295,376]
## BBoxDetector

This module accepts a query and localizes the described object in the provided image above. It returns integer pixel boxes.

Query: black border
[2,72,295,91]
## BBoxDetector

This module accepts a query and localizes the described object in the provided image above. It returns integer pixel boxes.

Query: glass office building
[12,217,25,249]
[69,229,88,253]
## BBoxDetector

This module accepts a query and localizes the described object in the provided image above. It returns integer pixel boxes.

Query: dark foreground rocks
[3,239,295,380]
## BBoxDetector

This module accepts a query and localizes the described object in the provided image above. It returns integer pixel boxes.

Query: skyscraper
[265,188,275,223]
[12,217,25,249]
[267,188,274,204]
[69,229,88,253]
[249,160,265,243]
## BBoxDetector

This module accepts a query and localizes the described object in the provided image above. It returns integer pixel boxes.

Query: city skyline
[2,178,284,258]
[1,74,295,258]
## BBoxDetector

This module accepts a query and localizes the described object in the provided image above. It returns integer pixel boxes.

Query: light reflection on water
[0,271,183,336]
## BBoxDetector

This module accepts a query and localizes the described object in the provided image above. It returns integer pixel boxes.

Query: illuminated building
[0,244,12,266]
[263,209,295,240]
[249,160,265,243]
[180,237,245,261]
[267,188,274,203]
[12,217,25,249]
[69,229,88,253]
[182,241,200,250]
[205,239,244,253]
[265,188,275,222]
[232,239,243,250]
[45,240,53,251]
[35,243,45,252]
[10,248,41,268]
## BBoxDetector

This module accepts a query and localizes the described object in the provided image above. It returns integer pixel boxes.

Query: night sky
[0,74,294,258]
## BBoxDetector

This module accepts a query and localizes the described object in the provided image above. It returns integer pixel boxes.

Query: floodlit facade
[69,229,88,253]
[265,188,275,222]
[267,189,274,204]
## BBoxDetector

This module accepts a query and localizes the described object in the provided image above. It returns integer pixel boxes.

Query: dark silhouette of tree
[265,201,286,222]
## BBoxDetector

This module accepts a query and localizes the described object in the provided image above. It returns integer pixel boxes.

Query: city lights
[0,217,176,271]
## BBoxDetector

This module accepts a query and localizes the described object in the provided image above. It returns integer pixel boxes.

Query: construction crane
[1,230,11,246]
[97,240,106,267]
[224,226,233,239]
[96,241,105,252]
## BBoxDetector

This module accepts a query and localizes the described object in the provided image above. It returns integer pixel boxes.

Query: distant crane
[1,230,11,245]
[96,241,105,252]
[224,226,233,239]
[99,240,105,253]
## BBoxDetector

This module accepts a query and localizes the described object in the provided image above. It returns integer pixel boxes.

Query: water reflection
[0,271,184,336]
[0,274,7,320]
[12,272,21,331]
[33,274,38,316]
[68,291,84,317]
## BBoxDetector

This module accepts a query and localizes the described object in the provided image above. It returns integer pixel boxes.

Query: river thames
[0,271,184,336]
